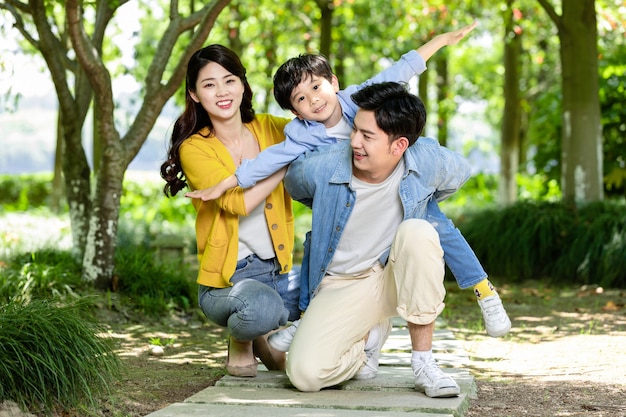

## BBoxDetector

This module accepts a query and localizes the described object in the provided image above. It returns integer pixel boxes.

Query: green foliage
[0,249,83,305]
[599,62,626,197]
[444,173,498,210]
[0,174,60,212]
[0,174,198,316]
[292,201,312,263]
[517,174,561,201]
[113,241,196,316]
[457,200,626,288]
[0,300,120,415]
[118,175,196,250]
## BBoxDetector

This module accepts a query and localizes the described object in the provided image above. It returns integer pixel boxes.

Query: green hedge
[457,200,626,288]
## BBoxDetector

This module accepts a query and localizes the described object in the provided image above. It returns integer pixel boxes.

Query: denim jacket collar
[329,141,424,185]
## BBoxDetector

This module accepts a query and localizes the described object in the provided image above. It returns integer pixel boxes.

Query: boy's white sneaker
[413,357,460,398]
[268,319,300,352]
[478,293,511,337]
[353,320,392,380]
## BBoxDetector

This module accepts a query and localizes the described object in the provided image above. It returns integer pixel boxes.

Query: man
[283,81,471,398]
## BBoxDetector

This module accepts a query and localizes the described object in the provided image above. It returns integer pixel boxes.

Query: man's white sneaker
[268,319,300,352]
[413,357,460,398]
[353,320,392,380]
[478,293,511,337]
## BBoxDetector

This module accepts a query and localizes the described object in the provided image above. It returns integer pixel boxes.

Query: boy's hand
[416,21,478,62]
[185,175,237,201]
[444,20,478,46]
[185,185,224,201]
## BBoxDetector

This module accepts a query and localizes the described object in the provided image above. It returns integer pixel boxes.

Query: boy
[186,22,511,347]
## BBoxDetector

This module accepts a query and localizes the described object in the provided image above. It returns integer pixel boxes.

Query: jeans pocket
[235,255,255,271]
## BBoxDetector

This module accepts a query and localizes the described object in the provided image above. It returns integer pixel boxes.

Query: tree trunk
[499,1,522,205]
[93,104,102,174]
[83,137,125,290]
[539,0,603,203]
[51,108,65,214]
[61,116,92,259]
[418,70,429,125]
[434,52,449,147]
[559,0,603,202]
[317,0,333,58]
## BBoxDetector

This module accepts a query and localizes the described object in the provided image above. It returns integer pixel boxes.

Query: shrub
[0,174,56,211]
[458,200,626,287]
[0,249,83,305]
[0,300,120,415]
[113,242,196,316]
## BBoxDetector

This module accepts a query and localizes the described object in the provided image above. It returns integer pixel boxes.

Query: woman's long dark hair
[160,45,255,197]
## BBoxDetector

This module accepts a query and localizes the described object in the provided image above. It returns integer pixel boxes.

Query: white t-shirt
[325,115,352,141]
[238,202,275,260]
[327,160,405,275]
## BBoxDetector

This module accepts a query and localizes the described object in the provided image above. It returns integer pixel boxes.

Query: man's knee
[396,218,440,245]
[286,359,324,392]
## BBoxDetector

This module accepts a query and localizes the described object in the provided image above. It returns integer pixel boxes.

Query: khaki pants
[287,219,446,391]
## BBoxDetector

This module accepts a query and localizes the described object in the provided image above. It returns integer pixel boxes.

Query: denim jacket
[284,139,474,311]
[235,50,427,189]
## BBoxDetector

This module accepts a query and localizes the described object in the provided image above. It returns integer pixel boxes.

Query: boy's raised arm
[416,21,478,62]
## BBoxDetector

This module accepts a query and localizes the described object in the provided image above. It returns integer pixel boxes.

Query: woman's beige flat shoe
[225,358,258,377]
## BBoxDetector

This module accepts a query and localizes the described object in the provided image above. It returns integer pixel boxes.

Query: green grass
[0,300,120,415]
[443,278,626,343]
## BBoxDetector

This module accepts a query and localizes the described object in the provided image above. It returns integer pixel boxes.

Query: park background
[0,1,625,416]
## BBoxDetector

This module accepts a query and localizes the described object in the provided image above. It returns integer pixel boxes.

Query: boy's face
[350,109,408,184]
[289,74,342,128]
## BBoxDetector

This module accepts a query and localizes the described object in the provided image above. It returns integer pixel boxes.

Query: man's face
[350,109,406,184]
[289,74,342,128]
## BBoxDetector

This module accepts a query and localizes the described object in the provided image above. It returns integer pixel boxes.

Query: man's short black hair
[351,82,426,146]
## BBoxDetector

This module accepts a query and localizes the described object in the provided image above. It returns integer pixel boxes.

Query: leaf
[602,301,621,311]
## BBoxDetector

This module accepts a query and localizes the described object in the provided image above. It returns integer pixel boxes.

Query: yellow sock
[473,279,496,300]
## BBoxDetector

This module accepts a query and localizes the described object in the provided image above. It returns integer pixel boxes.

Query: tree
[1,0,231,289]
[499,1,523,205]
[538,0,603,203]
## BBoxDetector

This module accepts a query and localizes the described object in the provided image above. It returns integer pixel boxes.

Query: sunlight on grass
[0,211,72,258]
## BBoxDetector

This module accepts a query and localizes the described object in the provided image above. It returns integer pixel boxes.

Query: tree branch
[122,0,232,161]
[65,0,116,140]
[1,1,38,48]
[537,0,561,28]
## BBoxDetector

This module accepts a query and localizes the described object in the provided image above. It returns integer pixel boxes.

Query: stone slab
[180,386,470,416]
[216,368,475,397]
[145,402,454,417]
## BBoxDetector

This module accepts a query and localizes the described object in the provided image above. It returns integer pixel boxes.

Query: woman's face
[189,61,245,122]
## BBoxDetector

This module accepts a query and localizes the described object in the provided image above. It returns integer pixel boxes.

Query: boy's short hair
[351,82,426,147]
[273,54,334,111]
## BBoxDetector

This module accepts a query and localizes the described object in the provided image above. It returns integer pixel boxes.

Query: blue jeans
[198,254,300,341]
[425,199,487,289]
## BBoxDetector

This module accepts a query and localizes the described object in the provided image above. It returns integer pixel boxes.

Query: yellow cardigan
[180,114,294,288]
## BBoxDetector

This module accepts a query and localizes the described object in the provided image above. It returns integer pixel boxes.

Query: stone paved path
[145,318,476,417]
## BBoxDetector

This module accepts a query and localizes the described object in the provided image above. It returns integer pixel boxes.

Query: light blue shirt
[235,50,427,189]
[284,139,476,311]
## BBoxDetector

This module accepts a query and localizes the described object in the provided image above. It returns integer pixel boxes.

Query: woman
[161,45,299,377]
